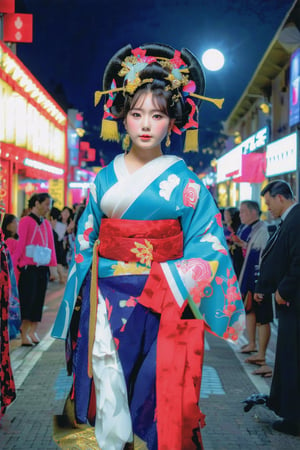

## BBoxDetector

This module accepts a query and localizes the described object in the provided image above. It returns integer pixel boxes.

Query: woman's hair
[50,207,61,221]
[101,43,205,130]
[121,63,187,126]
[225,207,241,232]
[225,207,238,221]
[2,213,18,240]
[28,193,51,209]
[61,206,74,222]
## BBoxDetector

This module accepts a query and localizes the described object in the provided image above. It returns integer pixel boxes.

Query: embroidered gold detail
[112,261,150,275]
[126,77,154,95]
[165,73,189,90]
[130,240,153,267]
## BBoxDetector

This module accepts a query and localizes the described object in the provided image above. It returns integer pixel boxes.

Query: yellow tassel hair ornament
[100,119,120,142]
[183,129,199,153]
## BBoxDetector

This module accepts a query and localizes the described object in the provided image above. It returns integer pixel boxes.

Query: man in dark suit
[254,180,300,436]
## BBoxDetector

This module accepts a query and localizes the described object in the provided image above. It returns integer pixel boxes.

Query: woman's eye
[153,113,163,119]
[130,111,140,118]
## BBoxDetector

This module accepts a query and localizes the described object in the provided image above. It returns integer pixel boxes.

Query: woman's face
[224,210,232,225]
[6,218,18,235]
[61,208,71,222]
[124,93,172,153]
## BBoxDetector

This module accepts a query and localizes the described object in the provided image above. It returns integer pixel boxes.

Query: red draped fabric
[139,262,206,450]
[0,233,16,418]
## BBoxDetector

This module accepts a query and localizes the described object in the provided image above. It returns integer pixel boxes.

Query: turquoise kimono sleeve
[165,175,245,341]
[51,175,104,339]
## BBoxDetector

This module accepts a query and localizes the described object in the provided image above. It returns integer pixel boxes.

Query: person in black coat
[254,180,300,436]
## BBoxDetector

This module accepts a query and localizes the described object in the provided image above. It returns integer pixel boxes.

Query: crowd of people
[223,201,274,378]
[222,181,300,436]
[0,199,85,346]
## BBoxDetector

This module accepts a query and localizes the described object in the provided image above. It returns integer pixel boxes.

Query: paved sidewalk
[201,332,300,449]
[1,281,299,449]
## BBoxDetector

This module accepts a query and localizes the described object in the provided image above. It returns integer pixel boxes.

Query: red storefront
[0,40,68,215]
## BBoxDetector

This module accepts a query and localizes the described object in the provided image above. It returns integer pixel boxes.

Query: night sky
[13,0,295,170]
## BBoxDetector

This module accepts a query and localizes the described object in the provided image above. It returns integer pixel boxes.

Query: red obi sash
[98,218,183,264]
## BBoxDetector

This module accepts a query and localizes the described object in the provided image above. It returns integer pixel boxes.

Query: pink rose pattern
[215,268,242,340]
[0,239,16,418]
[183,179,200,209]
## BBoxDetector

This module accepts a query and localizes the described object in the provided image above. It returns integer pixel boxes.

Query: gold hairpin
[94,78,155,106]
[189,93,224,109]
[95,87,224,109]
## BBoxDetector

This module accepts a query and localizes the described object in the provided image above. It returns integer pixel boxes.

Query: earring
[166,131,171,147]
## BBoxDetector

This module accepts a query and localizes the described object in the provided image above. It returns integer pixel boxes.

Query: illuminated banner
[49,179,64,210]
[238,126,268,155]
[216,127,269,183]
[266,133,298,177]
[0,159,10,212]
[67,109,82,166]
[217,145,242,183]
[3,13,33,43]
[0,0,15,13]
[0,79,66,163]
[289,48,300,127]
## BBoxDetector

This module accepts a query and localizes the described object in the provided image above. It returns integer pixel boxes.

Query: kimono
[0,230,16,418]
[52,154,245,450]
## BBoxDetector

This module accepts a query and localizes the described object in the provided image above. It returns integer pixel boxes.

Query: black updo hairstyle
[102,43,206,130]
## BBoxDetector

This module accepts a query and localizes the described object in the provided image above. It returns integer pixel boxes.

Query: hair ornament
[95,43,224,150]
[100,80,120,142]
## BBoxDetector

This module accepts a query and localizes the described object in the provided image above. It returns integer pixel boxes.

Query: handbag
[32,245,52,265]
[25,222,52,266]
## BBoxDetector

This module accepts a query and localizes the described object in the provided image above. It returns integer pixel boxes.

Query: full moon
[201,49,225,71]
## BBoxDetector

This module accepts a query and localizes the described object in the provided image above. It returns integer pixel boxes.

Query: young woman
[59,206,75,268]
[2,214,21,339]
[13,193,57,346]
[52,43,245,450]
[2,214,19,277]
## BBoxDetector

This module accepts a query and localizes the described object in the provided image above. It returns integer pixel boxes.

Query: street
[0,281,300,450]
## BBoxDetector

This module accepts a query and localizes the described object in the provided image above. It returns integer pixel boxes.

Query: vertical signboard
[48,179,64,210]
[68,109,81,166]
[0,159,10,212]
[289,48,300,127]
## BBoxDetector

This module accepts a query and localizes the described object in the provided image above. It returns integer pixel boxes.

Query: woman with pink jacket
[13,193,57,346]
